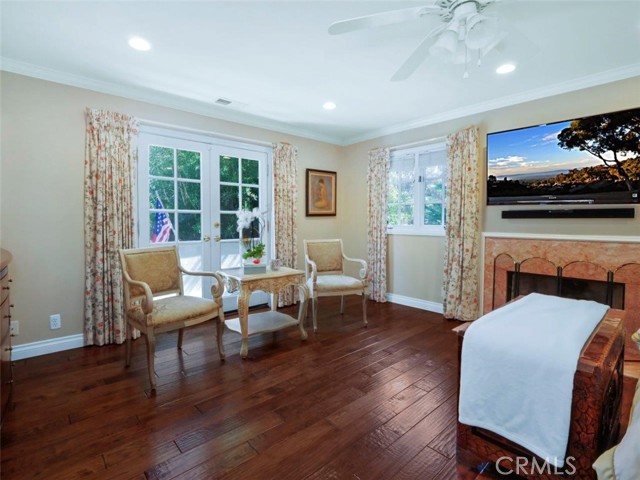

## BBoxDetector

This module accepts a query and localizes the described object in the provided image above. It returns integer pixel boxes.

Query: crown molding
[0,57,343,145]
[344,63,640,145]
[2,57,639,147]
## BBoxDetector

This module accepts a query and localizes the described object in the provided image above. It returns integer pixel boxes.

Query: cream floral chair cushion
[119,246,225,390]
[303,239,368,332]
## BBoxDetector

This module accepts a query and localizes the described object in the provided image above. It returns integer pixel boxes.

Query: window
[219,155,261,241]
[148,145,202,243]
[387,142,447,236]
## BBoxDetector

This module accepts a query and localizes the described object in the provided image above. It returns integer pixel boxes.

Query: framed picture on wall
[306,169,337,216]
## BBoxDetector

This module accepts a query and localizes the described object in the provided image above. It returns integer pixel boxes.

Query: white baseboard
[10,297,443,359]
[12,334,85,360]
[386,293,443,314]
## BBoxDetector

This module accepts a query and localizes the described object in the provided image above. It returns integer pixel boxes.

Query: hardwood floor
[1,299,465,479]
[1,299,636,479]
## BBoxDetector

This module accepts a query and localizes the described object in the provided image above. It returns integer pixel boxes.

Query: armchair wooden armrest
[305,255,318,282]
[343,254,368,282]
[178,266,225,298]
[122,269,154,314]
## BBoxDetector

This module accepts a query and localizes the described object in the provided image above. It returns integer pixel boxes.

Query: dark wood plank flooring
[1,299,635,479]
[1,299,466,479]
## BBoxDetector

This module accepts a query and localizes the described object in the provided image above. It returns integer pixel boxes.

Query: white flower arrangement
[235,208,266,263]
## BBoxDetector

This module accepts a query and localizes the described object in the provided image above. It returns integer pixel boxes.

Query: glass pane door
[213,146,270,310]
[138,134,218,298]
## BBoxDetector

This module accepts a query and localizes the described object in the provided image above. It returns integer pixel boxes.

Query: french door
[138,129,271,311]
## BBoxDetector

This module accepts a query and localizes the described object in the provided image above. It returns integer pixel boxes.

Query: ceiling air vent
[215,98,232,106]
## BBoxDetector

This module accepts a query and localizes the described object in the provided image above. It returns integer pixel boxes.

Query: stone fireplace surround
[483,233,640,361]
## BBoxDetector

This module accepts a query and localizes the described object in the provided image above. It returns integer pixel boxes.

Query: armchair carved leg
[216,317,226,361]
[340,295,345,315]
[312,297,318,333]
[297,284,309,340]
[125,322,132,367]
[177,328,184,349]
[362,292,368,327]
[144,330,157,390]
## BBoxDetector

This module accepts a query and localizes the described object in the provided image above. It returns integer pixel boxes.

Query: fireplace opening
[507,271,625,309]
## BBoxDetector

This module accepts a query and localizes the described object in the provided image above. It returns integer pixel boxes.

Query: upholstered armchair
[119,246,225,390]
[303,239,368,332]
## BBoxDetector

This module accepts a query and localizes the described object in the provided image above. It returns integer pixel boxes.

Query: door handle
[203,235,211,242]
[213,222,220,228]
[213,235,221,242]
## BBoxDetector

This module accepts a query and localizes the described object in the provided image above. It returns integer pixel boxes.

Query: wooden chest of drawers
[1,249,13,427]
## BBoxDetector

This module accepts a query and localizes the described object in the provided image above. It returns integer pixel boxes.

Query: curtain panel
[443,126,481,321]
[273,142,298,306]
[367,147,390,303]
[84,108,138,345]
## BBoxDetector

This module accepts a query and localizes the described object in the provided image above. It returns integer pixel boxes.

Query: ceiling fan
[329,0,507,80]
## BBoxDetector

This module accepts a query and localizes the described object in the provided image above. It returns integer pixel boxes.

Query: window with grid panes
[387,142,447,236]
[148,145,202,242]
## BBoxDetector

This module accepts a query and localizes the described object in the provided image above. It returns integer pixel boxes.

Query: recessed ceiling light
[323,101,336,110]
[496,63,516,74]
[128,37,151,51]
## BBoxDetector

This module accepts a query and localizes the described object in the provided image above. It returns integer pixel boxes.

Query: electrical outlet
[49,314,61,330]
[10,320,19,336]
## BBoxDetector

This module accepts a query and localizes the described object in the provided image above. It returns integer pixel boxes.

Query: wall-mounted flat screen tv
[487,107,640,205]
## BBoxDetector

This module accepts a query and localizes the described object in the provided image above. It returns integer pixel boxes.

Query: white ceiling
[2,0,640,145]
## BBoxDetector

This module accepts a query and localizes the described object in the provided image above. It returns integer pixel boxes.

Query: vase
[270,258,282,271]
[243,256,266,274]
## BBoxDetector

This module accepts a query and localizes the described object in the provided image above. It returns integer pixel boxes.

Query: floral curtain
[273,142,298,306]
[84,108,138,345]
[367,147,390,302]
[443,126,481,321]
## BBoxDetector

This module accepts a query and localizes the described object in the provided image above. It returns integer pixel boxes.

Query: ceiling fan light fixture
[452,1,479,20]
[452,42,469,65]
[465,14,499,50]
[429,27,459,62]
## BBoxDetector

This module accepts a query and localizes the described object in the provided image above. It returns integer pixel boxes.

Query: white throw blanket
[459,293,608,468]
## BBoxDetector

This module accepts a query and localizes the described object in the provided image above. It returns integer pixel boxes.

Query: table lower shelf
[225,311,299,336]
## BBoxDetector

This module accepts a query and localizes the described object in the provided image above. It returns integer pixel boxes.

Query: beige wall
[2,71,639,347]
[0,72,344,345]
[341,76,640,305]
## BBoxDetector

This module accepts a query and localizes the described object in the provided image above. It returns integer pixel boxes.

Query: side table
[218,267,309,358]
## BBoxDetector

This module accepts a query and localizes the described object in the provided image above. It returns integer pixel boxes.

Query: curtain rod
[389,136,447,151]
[138,118,274,148]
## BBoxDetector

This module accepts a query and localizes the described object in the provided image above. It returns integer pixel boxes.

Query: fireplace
[506,271,625,309]
[484,235,640,361]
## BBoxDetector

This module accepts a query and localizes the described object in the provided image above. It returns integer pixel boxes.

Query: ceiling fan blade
[328,5,441,35]
[391,24,446,81]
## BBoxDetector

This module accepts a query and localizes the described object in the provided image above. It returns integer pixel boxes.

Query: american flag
[152,197,174,243]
